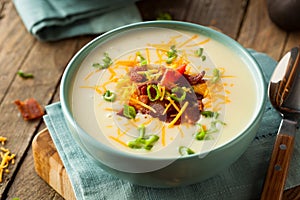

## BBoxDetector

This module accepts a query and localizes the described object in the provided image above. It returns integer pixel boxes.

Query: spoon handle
[261,118,297,200]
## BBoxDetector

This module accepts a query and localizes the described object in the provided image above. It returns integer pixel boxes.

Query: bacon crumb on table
[14,98,44,120]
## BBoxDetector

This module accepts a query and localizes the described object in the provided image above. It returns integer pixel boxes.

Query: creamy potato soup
[70,27,257,158]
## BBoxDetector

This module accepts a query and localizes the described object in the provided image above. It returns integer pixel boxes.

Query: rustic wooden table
[0,0,299,199]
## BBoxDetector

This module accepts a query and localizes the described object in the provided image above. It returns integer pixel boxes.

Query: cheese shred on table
[0,136,16,182]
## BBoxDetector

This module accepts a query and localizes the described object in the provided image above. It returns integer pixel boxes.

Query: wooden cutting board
[32,129,76,200]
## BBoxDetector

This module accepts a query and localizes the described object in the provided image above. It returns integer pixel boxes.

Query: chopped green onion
[92,52,112,70]
[136,52,147,66]
[144,135,159,150]
[136,124,146,139]
[179,146,195,156]
[17,70,34,79]
[196,124,206,140]
[156,12,172,20]
[208,120,226,134]
[123,104,136,119]
[195,48,204,57]
[128,125,159,150]
[195,48,206,61]
[147,84,161,101]
[170,87,186,102]
[196,113,226,140]
[201,111,218,118]
[103,90,116,102]
[166,45,178,64]
[211,68,221,83]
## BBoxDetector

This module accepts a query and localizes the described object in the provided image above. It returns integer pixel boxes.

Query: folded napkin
[13,0,142,41]
[44,50,300,200]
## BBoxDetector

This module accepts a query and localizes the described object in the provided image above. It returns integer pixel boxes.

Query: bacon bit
[14,98,44,120]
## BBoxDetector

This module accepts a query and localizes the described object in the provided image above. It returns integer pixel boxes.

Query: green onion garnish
[147,84,161,101]
[196,124,206,140]
[103,90,116,102]
[156,12,172,20]
[208,120,226,134]
[170,87,186,102]
[92,52,112,70]
[201,111,218,118]
[211,68,221,83]
[195,48,203,57]
[166,45,178,64]
[17,70,34,79]
[195,48,206,61]
[123,104,136,119]
[179,146,195,156]
[128,125,159,150]
[136,52,147,66]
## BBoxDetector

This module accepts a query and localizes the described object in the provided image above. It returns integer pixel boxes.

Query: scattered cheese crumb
[0,136,7,145]
[0,136,16,182]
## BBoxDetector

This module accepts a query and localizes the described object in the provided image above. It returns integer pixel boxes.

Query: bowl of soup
[60,21,266,187]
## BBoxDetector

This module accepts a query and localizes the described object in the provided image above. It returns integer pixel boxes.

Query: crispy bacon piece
[183,71,205,85]
[14,98,44,120]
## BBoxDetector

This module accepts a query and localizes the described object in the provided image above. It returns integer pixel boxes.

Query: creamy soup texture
[70,27,258,158]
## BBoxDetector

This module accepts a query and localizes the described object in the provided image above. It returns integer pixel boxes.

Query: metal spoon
[261,46,300,200]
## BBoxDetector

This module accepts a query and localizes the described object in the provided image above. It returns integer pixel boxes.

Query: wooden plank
[183,0,247,39]
[6,80,63,199]
[237,0,287,60]
[0,37,93,199]
[137,0,247,39]
[0,1,36,102]
[0,2,95,198]
[0,39,77,198]
[6,130,64,200]
[283,31,300,56]
[136,0,191,21]
[32,129,75,200]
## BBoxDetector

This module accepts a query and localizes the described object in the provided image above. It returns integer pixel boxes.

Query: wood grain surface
[32,129,76,200]
[0,0,299,199]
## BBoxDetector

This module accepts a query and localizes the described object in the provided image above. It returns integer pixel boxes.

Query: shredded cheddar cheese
[129,97,157,113]
[0,136,16,183]
[186,38,210,47]
[166,97,180,112]
[168,101,189,128]
[0,137,7,145]
[178,34,198,48]
[80,85,104,95]
[108,136,128,147]
[162,103,172,115]
[161,126,166,146]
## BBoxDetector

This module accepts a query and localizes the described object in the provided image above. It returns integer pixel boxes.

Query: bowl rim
[60,20,267,161]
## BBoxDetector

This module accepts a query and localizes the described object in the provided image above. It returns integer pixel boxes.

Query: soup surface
[70,27,258,158]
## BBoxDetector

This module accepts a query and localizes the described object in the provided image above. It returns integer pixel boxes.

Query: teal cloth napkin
[44,50,300,200]
[13,0,142,41]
